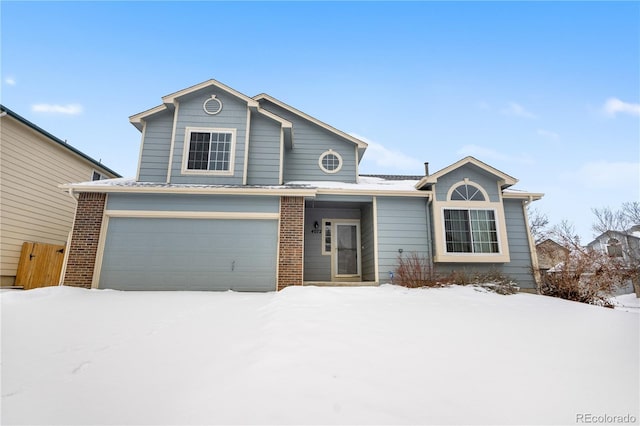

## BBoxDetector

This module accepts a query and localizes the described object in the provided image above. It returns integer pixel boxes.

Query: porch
[303,197,377,285]
[304,281,379,287]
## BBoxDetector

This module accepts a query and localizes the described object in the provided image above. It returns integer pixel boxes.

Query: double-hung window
[183,128,235,174]
[444,209,499,253]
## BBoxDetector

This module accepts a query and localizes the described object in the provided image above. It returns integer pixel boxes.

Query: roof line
[253,93,368,149]
[0,104,121,177]
[415,156,518,189]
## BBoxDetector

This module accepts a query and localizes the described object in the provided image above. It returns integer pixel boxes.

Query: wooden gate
[15,242,66,290]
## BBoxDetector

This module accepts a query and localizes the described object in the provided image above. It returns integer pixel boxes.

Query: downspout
[523,196,542,292]
[59,187,80,285]
[425,195,434,275]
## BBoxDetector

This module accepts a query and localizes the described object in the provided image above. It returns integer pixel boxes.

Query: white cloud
[562,161,640,190]
[456,144,534,164]
[5,77,16,86]
[602,98,640,117]
[537,129,559,140]
[31,103,84,115]
[350,133,424,174]
[501,102,537,119]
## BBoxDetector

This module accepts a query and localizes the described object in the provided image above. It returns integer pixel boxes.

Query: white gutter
[522,195,542,291]
[59,187,79,285]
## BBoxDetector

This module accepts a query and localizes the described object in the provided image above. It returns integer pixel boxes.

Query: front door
[332,220,361,281]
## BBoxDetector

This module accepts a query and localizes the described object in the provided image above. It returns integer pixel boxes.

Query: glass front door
[333,221,361,279]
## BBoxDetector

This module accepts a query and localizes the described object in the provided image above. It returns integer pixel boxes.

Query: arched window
[450,183,485,201]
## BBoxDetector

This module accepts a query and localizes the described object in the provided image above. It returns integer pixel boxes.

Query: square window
[184,129,235,173]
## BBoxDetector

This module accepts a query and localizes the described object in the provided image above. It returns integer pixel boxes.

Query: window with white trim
[186,130,234,172]
[318,150,343,174]
[444,209,499,253]
[92,171,107,181]
[322,220,332,255]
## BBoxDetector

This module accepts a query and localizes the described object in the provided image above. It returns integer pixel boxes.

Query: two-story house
[61,79,543,292]
[0,105,120,288]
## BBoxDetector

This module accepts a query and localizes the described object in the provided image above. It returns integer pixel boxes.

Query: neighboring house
[0,105,121,287]
[587,229,640,264]
[587,229,640,295]
[536,239,570,272]
[61,79,543,292]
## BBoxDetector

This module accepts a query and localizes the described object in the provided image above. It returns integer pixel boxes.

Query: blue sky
[2,1,638,241]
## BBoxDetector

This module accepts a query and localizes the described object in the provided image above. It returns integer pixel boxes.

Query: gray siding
[106,193,279,213]
[170,89,248,185]
[258,100,358,183]
[247,113,281,185]
[99,218,278,291]
[376,197,429,284]
[502,199,536,289]
[138,110,173,183]
[434,164,501,202]
[433,199,537,290]
[304,207,361,281]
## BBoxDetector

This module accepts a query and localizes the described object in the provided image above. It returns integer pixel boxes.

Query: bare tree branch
[591,206,628,235]
[622,201,640,227]
[527,207,550,244]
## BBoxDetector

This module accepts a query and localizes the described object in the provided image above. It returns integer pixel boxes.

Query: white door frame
[331,219,362,281]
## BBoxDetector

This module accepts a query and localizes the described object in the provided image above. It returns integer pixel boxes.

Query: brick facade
[63,192,106,288]
[277,196,304,290]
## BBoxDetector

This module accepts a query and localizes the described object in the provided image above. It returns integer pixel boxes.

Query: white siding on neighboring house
[0,112,118,285]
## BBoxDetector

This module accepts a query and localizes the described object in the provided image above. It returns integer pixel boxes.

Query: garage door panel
[99,218,278,291]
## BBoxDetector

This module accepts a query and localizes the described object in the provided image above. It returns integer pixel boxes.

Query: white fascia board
[415,156,519,189]
[130,79,260,129]
[129,105,168,130]
[255,107,292,128]
[161,79,259,108]
[253,93,368,149]
[502,192,544,201]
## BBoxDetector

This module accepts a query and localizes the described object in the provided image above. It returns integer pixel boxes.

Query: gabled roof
[161,79,259,108]
[415,156,518,190]
[253,93,368,149]
[129,79,292,133]
[0,104,121,177]
[587,230,640,247]
[536,238,570,252]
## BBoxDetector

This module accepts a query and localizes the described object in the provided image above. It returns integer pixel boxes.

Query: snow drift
[1,285,638,425]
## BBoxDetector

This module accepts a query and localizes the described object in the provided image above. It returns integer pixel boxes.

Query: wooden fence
[15,242,66,290]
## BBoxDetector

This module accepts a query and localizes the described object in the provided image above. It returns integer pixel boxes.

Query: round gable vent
[203,95,223,115]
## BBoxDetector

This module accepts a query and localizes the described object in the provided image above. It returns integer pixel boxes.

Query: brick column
[278,196,304,290]
[63,192,107,288]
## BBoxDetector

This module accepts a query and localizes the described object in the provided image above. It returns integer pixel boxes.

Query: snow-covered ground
[1,285,638,425]
[612,292,640,314]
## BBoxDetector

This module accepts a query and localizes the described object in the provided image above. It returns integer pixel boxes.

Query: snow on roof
[62,176,423,193]
[287,176,421,192]
[62,176,542,199]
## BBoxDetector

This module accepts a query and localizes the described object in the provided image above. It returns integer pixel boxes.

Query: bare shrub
[442,269,519,295]
[540,251,630,308]
[539,222,634,307]
[395,252,438,288]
